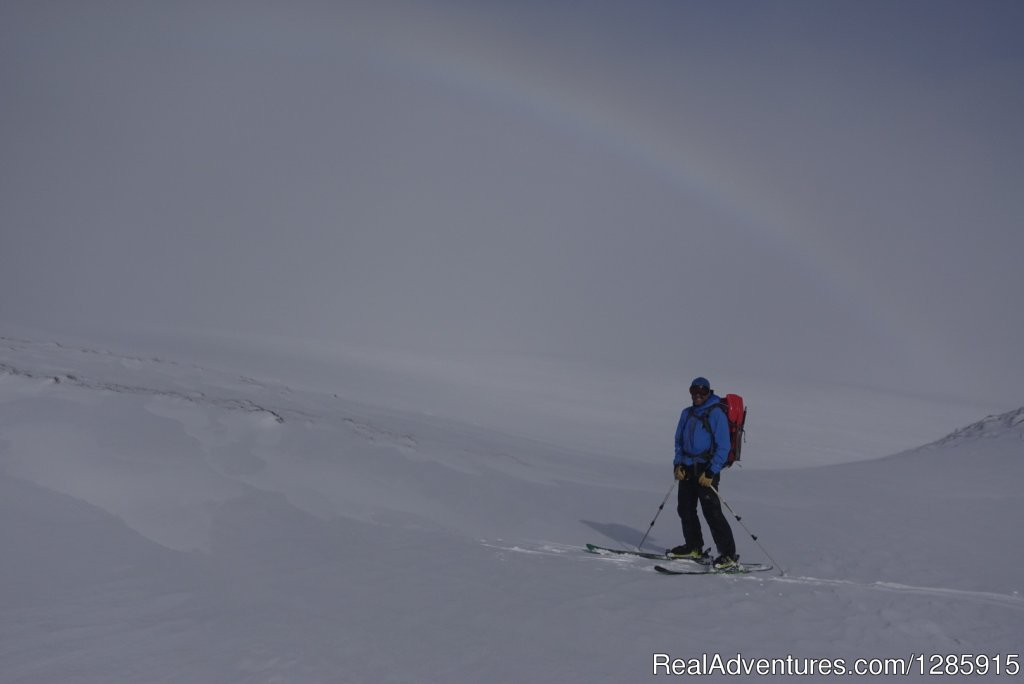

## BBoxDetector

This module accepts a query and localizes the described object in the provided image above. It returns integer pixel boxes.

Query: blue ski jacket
[674,394,731,475]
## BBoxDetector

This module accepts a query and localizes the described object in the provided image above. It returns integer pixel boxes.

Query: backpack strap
[686,401,724,461]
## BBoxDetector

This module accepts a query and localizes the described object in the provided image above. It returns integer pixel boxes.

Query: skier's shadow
[581,520,666,551]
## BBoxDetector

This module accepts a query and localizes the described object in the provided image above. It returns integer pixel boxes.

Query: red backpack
[692,393,747,467]
[719,394,747,467]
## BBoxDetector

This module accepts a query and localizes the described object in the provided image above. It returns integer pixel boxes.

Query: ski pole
[637,480,677,552]
[710,485,785,576]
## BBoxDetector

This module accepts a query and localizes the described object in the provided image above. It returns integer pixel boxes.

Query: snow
[1,335,1022,683]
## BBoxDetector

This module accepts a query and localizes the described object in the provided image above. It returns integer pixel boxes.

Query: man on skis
[668,376,738,570]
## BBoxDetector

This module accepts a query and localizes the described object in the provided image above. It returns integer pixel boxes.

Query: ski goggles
[689,385,710,397]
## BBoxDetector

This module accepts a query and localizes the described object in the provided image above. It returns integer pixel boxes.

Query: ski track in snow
[770,575,1024,611]
[487,541,1024,612]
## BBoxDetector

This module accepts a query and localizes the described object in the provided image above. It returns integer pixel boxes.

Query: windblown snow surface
[1,337,1021,683]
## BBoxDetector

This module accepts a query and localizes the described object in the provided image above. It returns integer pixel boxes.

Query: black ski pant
[677,468,736,558]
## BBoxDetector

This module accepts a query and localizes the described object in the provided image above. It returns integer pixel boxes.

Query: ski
[585,543,669,560]
[587,544,772,575]
[654,563,772,576]
[585,543,711,564]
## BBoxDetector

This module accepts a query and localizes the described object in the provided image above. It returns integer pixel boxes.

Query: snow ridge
[927,405,1024,448]
[0,358,288,424]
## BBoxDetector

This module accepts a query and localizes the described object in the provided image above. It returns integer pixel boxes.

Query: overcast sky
[2,0,1022,407]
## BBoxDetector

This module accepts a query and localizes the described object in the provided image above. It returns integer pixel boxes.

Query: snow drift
[1,337,1021,683]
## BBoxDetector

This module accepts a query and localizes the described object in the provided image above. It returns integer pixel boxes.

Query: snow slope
[1,337,1021,683]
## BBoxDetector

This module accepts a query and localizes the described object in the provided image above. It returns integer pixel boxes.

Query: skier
[669,376,738,570]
